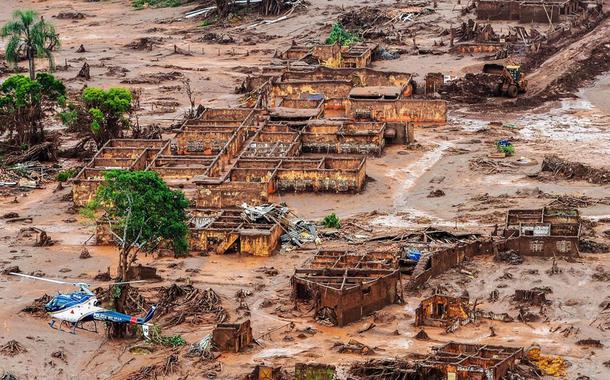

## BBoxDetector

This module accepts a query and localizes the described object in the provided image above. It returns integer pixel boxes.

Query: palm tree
[1,10,60,80]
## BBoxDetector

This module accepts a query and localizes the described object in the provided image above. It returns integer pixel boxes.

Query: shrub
[326,23,361,46]
[57,168,78,182]
[322,213,341,229]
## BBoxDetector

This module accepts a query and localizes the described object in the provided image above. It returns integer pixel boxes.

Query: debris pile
[241,203,318,247]
[333,339,375,355]
[21,294,52,318]
[349,358,417,379]
[0,340,27,357]
[495,249,523,265]
[541,155,610,184]
[124,37,164,51]
[441,74,502,103]
[156,284,227,326]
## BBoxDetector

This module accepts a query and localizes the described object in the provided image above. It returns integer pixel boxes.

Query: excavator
[483,63,527,98]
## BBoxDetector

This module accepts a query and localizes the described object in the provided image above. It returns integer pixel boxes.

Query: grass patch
[57,168,78,182]
[132,0,182,10]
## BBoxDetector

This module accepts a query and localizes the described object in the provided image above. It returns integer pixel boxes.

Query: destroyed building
[212,320,253,353]
[76,41,450,257]
[276,42,375,68]
[503,207,580,256]
[419,342,523,380]
[414,294,473,331]
[292,249,402,326]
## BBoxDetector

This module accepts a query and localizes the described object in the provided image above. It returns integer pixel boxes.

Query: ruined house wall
[505,236,579,256]
[311,44,342,63]
[95,220,114,245]
[201,108,252,121]
[213,321,253,352]
[519,4,561,23]
[175,130,232,156]
[345,99,447,125]
[408,239,499,289]
[275,160,366,193]
[477,0,521,20]
[281,67,412,88]
[190,229,238,253]
[239,225,282,256]
[335,273,399,326]
[270,81,354,106]
[341,52,371,69]
[73,180,102,206]
[195,182,268,208]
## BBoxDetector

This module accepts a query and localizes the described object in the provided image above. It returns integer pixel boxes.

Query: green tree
[90,170,189,281]
[82,87,133,148]
[0,73,65,145]
[1,10,60,80]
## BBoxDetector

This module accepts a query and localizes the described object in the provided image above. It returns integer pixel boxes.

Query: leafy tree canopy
[92,170,189,259]
[1,9,60,79]
[82,87,132,142]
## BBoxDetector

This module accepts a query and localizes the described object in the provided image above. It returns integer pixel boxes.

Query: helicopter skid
[49,319,98,335]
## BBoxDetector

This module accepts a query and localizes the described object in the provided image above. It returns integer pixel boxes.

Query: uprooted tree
[87,170,188,337]
[1,10,60,80]
[0,73,65,146]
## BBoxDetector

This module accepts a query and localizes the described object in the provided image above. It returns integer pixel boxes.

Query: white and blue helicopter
[10,272,156,338]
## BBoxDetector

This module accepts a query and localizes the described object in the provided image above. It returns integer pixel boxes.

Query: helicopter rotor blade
[9,272,80,286]
[94,280,151,286]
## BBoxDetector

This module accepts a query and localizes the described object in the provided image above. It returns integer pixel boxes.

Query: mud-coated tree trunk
[108,284,130,338]
[27,45,35,80]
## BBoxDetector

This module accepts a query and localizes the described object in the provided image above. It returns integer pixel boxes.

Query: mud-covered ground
[0,0,609,379]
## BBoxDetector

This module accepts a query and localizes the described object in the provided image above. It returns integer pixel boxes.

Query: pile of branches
[156,284,227,327]
[126,355,179,380]
[93,285,150,316]
[541,155,610,184]
[469,157,518,174]
[0,340,27,357]
[21,294,52,318]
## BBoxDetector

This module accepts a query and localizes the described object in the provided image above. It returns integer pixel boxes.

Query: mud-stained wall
[505,236,579,256]
[270,81,354,106]
[346,99,447,125]
[408,239,498,289]
[477,0,521,20]
[281,67,412,88]
[311,44,342,63]
[240,225,283,256]
[213,320,253,352]
[519,4,560,23]
[275,163,366,193]
[175,130,233,156]
[73,180,102,206]
[195,182,268,208]
[336,273,399,326]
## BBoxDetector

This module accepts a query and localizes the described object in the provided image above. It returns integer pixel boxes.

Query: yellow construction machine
[483,63,528,98]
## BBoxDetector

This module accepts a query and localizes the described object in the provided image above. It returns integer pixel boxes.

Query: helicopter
[9,272,157,338]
